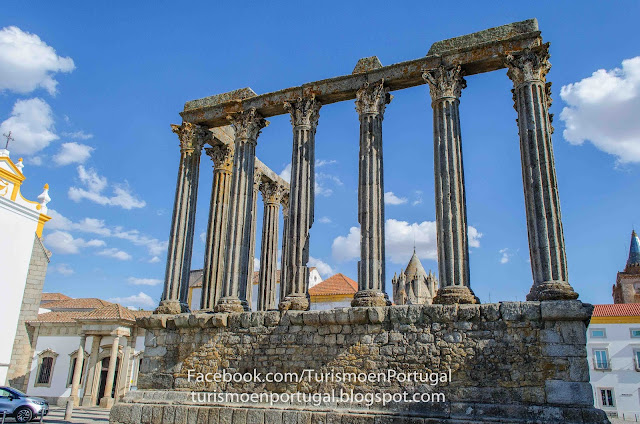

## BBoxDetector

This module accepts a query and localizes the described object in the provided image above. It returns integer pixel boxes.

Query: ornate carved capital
[422,65,466,101]
[284,97,321,130]
[205,144,234,172]
[171,122,210,154]
[355,80,391,117]
[227,108,268,144]
[281,192,289,214]
[259,180,286,205]
[253,170,263,191]
[505,43,551,86]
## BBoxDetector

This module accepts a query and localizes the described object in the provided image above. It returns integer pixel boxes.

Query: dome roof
[405,250,428,281]
[625,230,640,272]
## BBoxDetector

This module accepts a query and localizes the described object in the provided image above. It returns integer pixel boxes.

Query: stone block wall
[111,301,609,423]
[7,235,50,391]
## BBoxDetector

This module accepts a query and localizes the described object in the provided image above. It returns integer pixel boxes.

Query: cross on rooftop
[3,131,14,149]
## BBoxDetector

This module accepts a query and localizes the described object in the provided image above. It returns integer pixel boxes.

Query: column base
[99,397,114,408]
[154,300,189,315]
[214,297,249,313]
[433,286,480,305]
[279,294,310,311]
[70,395,80,407]
[81,396,94,407]
[526,280,579,301]
[351,290,391,307]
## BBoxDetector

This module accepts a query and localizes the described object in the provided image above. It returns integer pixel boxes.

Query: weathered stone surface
[545,380,594,406]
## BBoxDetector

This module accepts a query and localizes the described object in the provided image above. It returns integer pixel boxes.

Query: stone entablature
[110,301,608,423]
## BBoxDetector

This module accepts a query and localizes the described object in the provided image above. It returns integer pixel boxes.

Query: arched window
[35,349,58,387]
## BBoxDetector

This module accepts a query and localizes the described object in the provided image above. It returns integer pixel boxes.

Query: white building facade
[587,303,640,420]
[0,148,51,388]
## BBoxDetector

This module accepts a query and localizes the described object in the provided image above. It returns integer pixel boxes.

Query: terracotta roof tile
[41,293,71,302]
[593,303,640,317]
[31,311,86,323]
[80,304,137,321]
[309,273,357,296]
[43,298,113,310]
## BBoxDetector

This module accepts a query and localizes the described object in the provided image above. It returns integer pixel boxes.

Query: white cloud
[53,142,93,166]
[318,216,332,224]
[98,248,132,261]
[108,292,156,309]
[308,256,334,278]
[385,191,408,205]
[560,56,640,164]
[50,263,74,276]
[200,231,206,243]
[0,26,74,95]
[316,159,337,167]
[0,98,58,155]
[332,220,483,264]
[29,156,43,166]
[47,209,166,257]
[149,256,161,264]
[62,130,93,140]
[499,248,511,264]
[44,231,105,254]
[412,190,423,206]
[128,277,162,286]
[254,257,260,272]
[69,165,146,209]
[279,163,291,183]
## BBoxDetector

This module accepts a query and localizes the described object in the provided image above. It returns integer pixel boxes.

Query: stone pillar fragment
[216,108,268,312]
[69,335,86,406]
[99,336,120,408]
[200,143,234,311]
[423,65,478,305]
[157,123,209,314]
[81,335,101,406]
[353,81,391,307]
[505,44,577,301]
[279,194,290,303]
[257,181,285,311]
[246,170,261,309]
[280,97,321,311]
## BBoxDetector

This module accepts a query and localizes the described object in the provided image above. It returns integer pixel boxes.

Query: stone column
[115,336,133,399]
[352,81,391,307]
[423,65,479,305]
[505,44,577,301]
[200,143,234,311]
[279,194,290,303]
[257,181,285,311]
[99,336,120,408]
[157,123,209,314]
[81,335,101,406]
[69,335,86,406]
[215,108,268,312]
[280,97,321,311]
[246,170,261,309]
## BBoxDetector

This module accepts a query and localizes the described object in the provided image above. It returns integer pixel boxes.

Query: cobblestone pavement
[1,406,110,423]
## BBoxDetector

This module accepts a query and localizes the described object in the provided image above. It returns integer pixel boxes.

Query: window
[594,349,609,370]
[34,349,58,388]
[635,350,640,371]
[590,329,606,338]
[631,329,640,338]
[600,388,615,407]
[66,349,87,387]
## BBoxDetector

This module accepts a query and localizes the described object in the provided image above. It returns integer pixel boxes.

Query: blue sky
[1,1,639,308]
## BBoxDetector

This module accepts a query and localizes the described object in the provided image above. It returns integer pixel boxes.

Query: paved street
[1,407,110,423]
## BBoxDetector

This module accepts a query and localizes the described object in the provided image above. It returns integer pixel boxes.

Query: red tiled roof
[80,304,137,321]
[593,303,640,317]
[41,293,71,302]
[31,311,86,323]
[43,298,113,310]
[309,273,357,296]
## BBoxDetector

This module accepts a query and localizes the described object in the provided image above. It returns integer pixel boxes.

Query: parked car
[0,387,48,422]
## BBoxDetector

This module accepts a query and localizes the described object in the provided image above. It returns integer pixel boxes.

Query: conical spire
[626,230,640,271]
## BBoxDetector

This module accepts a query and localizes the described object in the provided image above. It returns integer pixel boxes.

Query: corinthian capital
[171,122,210,153]
[505,44,551,86]
[281,192,289,214]
[227,108,268,144]
[205,143,234,172]
[284,97,321,130]
[422,65,466,101]
[355,80,391,117]
[259,180,286,204]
